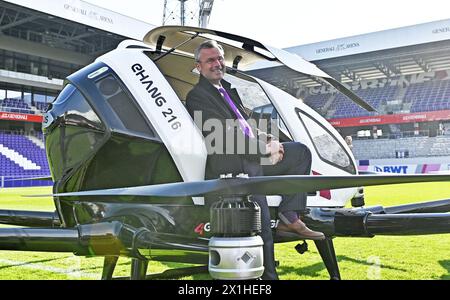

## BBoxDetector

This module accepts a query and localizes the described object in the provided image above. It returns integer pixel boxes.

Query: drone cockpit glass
[44,84,106,181]
[297,109,356,174]
[224,72,293,142]
[95,75,155,138]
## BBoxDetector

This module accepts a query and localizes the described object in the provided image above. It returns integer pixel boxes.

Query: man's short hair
[194,40,224,62]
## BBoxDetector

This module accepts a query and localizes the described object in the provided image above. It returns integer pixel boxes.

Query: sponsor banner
[358,163,449,174]
[329,110,450,127]
[0,112,43,123]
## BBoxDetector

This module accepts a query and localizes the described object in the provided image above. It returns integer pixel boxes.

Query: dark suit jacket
[186,75,268,179]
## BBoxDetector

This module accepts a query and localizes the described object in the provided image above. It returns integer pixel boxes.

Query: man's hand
[266,140,285,165]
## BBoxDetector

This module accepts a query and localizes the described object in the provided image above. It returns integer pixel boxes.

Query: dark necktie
[218,87,255,138]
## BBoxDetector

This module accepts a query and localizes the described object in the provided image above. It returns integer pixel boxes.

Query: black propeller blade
[43,174,450,199]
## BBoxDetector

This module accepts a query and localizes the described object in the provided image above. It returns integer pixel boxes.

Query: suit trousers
[241,141,312,280]
[262,141,312,213]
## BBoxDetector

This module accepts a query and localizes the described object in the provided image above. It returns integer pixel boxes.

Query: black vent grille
[210,196,261,237]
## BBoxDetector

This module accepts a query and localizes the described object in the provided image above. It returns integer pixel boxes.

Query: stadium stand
[35,101,51,113]
[324,85,398,118]
[404,79,450,113]
[303,93,333,115]
[352,135,450,160]
[303,75,450,119]
[0,98,35,114]
[0,132,50,178]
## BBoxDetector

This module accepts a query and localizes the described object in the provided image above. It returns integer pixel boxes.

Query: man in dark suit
[186,40,324,280]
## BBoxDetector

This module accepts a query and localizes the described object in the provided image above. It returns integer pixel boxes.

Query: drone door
[223,72,293,143]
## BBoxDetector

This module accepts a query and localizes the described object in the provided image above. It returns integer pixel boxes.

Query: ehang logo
[194,223,210,236]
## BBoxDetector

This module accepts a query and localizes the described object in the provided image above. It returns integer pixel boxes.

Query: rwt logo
[375,166,408,174]
[194,223,211,236]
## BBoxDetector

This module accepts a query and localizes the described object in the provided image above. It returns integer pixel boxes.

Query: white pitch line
[0,259,100,279]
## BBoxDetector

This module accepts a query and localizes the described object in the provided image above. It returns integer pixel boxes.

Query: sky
[83,0,450,48]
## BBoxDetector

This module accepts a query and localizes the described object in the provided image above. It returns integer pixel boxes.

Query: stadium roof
[4,0,156,40]
[0,0,155,65]
[287,19,450,61]
[248,19,450,93]
[2,0,450,96]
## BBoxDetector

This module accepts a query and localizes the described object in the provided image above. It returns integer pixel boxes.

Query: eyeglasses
[199,56,224,65]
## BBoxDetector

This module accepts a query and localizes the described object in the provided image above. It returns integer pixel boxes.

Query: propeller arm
[365,212,450,236]
[0,209,60,227]
[303,207,450,238]
[383,198,450,214]
[0,221,130,255]
[0,221,209,265]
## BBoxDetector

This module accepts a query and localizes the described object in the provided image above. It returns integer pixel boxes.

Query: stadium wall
[358,156,450,174]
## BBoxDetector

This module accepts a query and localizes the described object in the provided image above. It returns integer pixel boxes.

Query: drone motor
[208,194,264,280]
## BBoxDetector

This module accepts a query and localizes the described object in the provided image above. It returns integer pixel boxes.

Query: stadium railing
[0,175,52,188]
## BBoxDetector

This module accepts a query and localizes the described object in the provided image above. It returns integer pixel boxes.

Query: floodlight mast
[199,0,214,28]
[180,0,187,26]
[162,0,214,27]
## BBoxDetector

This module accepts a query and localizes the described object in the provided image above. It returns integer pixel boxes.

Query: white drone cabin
[90,26,360,207]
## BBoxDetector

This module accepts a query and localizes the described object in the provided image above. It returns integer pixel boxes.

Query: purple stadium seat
[0,133,50,179]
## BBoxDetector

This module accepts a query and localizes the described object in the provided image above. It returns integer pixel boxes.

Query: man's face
[196,47,225,85]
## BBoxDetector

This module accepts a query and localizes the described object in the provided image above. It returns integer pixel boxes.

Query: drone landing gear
[131,258,149,280]
[101,257,149,280]
[102,256,119,280]
[109,265,209,280]
[314,238,341,280]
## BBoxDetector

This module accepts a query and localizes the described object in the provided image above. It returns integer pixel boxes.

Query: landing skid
[314,238,341,280]
[102,256,119,280]
[275,232,341,280]
[103,259,209,280]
